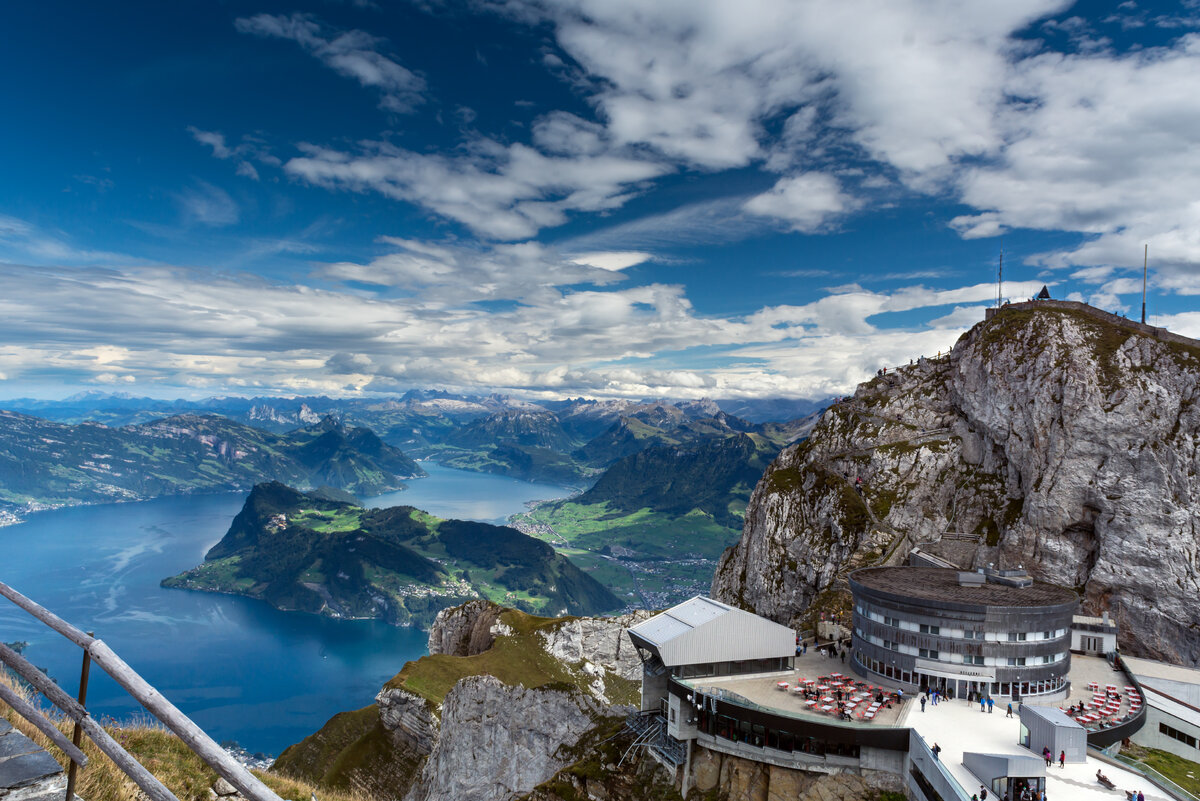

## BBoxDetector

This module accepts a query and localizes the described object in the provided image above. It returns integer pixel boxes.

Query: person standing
[1007,702,1014,718]
[1059,751,1065,769]
[921,696,927,712]
[981,697,987,712]
[988,696,995,713]
[1137,791,1144,801]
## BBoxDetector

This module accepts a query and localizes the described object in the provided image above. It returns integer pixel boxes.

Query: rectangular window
[1008,632,1027,642]
[963,629,983,640]
[919,648,940,659]
[1007,657,1027,666]
[965,655,985,665]
[919,623,940,635]
[884,615,901,627]
[1159,723,1198,748]
[1043,631,1052,639]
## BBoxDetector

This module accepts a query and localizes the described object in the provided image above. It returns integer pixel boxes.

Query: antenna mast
[997,243,1004,308]
[1141,244,1148,325]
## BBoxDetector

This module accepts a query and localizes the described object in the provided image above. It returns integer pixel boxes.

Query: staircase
[0,717,77,801]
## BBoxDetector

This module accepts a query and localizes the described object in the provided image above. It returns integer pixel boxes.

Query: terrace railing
[0,579,284,801]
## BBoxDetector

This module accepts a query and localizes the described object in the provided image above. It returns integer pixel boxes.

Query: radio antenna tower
[997,242,1004,308]
[1141,244,1148,324]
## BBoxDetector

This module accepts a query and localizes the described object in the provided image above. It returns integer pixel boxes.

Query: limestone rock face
[375,686,439,754]
[713,304,1200,665]
[427,600,508,656]
[404,676,603,801]
[538,610,655,681]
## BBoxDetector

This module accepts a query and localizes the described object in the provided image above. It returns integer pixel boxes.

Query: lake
[0,464,571,755]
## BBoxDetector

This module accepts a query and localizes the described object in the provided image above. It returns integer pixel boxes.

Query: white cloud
[743,172,855,232]
[0,260,1042,400]
[568,251,652,271]
[954,35,1200,288]
[284,139,668,240]
[174,181,239,227]
[235,13,426,113]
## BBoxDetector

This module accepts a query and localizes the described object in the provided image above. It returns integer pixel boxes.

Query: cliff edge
[713,302,1200,665]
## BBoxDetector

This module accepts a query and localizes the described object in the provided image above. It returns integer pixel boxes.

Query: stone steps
[0,716,80,801]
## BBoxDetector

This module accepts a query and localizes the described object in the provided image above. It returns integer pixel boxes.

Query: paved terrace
[901,697,1168,801]
[689,649,909,726]
[1060,655,1143,732]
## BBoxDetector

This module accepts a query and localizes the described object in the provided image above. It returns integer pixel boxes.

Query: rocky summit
[713,301,1200,666]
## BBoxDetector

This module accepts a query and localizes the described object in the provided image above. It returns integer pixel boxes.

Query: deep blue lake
[0,464,570,755]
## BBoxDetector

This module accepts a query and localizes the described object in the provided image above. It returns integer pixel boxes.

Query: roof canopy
[626,596,796,667]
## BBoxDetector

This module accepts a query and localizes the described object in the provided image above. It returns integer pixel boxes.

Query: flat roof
[628,596,733,647]
[1122,655,1200,687]
[851,567,1077,608]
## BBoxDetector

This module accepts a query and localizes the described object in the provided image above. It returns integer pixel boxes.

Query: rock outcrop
[405,676,605,801]
[375,686,439,754]
[427,600,510,657]
[282,604,646,801]
[713,302,1200,665]
[536,611,653,681]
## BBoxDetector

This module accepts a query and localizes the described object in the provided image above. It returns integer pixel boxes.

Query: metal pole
[998,247,1003,308]
[1141,244,1148,325]
[65,632,93,801]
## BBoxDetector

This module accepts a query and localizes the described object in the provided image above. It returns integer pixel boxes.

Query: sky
[3,0,1200,401]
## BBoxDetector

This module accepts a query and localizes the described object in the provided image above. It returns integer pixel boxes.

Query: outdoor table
[831,672,843,677]
[821,696,834,702]
[1087,682,1099,691]
[805,700,817,706]
[777,682,789,690]
[831,681,843,687]
[1124,686,1136,692]
[845,701,857,709]
[791,686,805,694]
[817,684,828,690]
[820,704,833,711]
[864,711,876,719]
[802,678,815,684]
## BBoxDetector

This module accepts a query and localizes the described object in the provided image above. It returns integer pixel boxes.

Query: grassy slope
[0,672,364,801]
[1120,743,1200,798]
[385,608,638,707]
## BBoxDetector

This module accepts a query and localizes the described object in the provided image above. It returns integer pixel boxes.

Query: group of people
[1041,747,1065,768]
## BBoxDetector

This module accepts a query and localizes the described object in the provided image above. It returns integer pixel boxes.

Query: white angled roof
[627,596,796,667]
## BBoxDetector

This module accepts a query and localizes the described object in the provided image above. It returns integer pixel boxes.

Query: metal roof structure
[626,596,796,667]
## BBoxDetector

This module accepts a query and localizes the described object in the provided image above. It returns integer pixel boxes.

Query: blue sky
[3,0,1200,401]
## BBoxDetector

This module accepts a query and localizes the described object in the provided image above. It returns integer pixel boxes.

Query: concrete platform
[902,696,1169,801]
[0,715,66,801]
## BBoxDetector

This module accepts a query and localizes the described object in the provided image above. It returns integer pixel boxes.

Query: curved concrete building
[850,566,1077,700]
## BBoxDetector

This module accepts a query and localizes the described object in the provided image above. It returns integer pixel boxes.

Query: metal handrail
[0,579,283,801]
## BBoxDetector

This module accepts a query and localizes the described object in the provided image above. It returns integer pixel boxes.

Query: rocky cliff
[275,603,650,801]
[713,303,1200,665]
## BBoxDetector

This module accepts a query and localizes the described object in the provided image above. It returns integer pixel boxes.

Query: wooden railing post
[64,631,93,801]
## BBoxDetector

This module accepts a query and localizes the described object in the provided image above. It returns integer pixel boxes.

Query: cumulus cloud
[235,13,426,113]
[284,139,669,240]
[0,261,1044,399]
[743,172,855,232]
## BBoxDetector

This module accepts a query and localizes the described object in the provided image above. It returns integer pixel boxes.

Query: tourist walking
[921,696,926,712]
[980,785,989,800]
[932,742,941,760]
[1059,751,1065,768]
[1007,702,1014,718]
[981,697,987,712]
[988,696,995,713]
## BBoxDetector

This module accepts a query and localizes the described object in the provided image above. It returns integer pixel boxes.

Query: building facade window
[1007,657,1027,666]
[1008,632,1027,642]
[919,624,940,635]
[919,648,940,659]
[965,655,985,665]
[1160,723,1198,749]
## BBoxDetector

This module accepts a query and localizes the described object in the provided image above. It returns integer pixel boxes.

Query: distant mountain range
[0,411,424,510]
[162,482,620,626]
